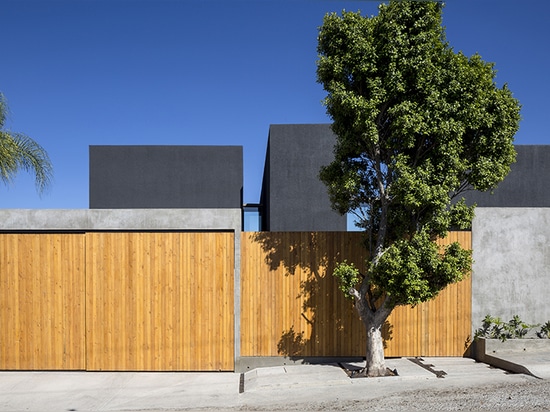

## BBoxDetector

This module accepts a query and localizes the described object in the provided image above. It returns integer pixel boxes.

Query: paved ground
[0,354,548,411]
[485,349,550,379]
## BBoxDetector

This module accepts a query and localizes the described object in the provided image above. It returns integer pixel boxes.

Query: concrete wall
[260,124,346,231]
[0,208,241,231]
[472,208,550,330]
[89,145,243,209]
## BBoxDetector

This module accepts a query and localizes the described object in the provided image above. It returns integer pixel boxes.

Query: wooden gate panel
[86,232,234,371]
[0,233,86,370]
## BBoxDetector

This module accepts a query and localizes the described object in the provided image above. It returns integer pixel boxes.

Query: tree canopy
[0,93,53,194]
[316,0,521,376]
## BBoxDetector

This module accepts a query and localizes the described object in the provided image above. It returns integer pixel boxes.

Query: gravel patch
[233,379,550,411]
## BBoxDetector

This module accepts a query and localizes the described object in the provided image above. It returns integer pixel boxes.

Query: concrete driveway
[0,355,548,411]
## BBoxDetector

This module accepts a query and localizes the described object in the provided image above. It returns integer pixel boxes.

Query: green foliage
[507,315,536,339]
[0,93,53,193]
[474,315,505,340]
[372,231,471,306]
[332,261,361,299]
[317,1,520,309]
[537,321,550,339]
[474,315,539,342]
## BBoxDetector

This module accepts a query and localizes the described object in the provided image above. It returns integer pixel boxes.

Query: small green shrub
[474,315,539,342]
[474,315,505,341]
[536,321,550,339]
[507,315,534,338]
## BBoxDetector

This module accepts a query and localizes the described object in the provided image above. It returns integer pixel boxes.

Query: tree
[316,1,520,376]
[0,93,53,194]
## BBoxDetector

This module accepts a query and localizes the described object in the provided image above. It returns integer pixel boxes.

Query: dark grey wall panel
[90,145,243,209]
[261,124,346,231]
[466,145,550,207]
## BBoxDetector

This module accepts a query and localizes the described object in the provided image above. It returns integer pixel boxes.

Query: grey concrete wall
[89,145,243,209]
[0,208,241,232]
[260,124,346,231]
[472,208,550,331]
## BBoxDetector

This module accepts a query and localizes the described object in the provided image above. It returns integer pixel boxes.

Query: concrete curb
[475,338,550,379]
[242,358,438,393]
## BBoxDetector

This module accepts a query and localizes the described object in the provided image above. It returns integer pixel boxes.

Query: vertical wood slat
[241,231,472,358]
[0,233,86,370]
[85,232,234,371]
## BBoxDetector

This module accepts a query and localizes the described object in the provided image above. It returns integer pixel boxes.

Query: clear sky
[1,0,548,209]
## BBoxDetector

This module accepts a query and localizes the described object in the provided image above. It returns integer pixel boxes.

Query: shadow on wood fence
[240,231,472,359]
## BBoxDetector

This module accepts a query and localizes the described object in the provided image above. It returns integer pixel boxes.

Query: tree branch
[348,287,361,301]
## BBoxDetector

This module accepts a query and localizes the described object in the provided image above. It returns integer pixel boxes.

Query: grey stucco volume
[466,145,550,207]
[472,208,550,331]
[89,145,243,209]
[260,124,346,231]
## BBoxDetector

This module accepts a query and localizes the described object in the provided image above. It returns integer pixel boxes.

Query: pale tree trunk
[362,307,392,376]
[350,279,393,377]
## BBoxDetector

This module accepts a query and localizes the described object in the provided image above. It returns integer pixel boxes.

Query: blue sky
[1,0,548,209]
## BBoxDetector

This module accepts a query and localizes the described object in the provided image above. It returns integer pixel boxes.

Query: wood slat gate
[0,232,234,371]
[0,233,86,370]
[86,232,234,371]
[240,231,472,358]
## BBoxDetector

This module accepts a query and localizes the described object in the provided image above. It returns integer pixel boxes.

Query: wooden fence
[0,230,471,371]
[241,231,472,358]
[0,232,234,371]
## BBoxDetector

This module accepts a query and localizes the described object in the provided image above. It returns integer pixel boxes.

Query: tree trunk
[356,300,392,377]
[365,320,387,376]
[351,269,393,376]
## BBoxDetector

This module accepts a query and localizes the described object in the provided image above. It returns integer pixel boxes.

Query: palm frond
[0,131,53,194]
